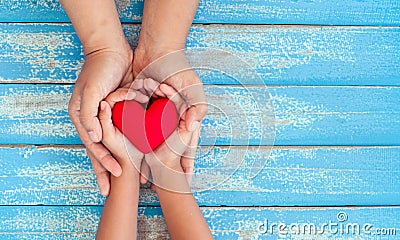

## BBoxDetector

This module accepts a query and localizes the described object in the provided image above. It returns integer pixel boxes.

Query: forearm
[136,0,199,61]
[60,0,130,56]
[153,167,213,239]
[96,163,140,240]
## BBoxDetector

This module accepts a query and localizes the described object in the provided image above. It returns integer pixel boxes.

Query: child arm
[96,159,140,240]
[153,168,213,240]
[145,84,213,239]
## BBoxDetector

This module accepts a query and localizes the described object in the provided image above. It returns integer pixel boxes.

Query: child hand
[98,85,149,171]
[143,83,200,193]
[133,78,201,185]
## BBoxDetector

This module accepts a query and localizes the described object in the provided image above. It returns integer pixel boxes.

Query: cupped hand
[143,85,200,192]
[128,78,201,184]
[98,98,144,171]
[133,49,207,183]
[68,50,134,196]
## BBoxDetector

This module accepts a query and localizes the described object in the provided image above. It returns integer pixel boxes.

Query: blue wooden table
[0,0,399,239]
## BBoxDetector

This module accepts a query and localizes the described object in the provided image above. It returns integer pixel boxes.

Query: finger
[87,140,122,177]
[98,101,115,139]
[131,78,144,89]
[182,164,194,184]
[68,83,113,174]
[68,83,82,125]
[105,88,133,108]
[185,106,206,131]
[79,84,104,143]
[71,98,121,179]
[181,124,200,183]
[180,83,208,131]
[154,88,167,98]
[162,123,195,159]
[123,81,150,102]
[140,161,151,184]
[105,88,149,108]
[74,115,122,177]
[143,78,160,96]
[87,150,110,196]
[160,83,189,116]
[133,90,150,103]
[131,78,147,96]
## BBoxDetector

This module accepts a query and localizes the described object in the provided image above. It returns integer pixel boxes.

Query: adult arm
[134,0,207,135]
[60,0,133,195]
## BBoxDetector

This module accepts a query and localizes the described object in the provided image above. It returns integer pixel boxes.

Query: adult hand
[68,50,134,196]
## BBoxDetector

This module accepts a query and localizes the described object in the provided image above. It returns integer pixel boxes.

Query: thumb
[185,105,207,131]
[180,83,208,131]
[79,86,104,142]
[98,101,115,140]
[163,126,194,158]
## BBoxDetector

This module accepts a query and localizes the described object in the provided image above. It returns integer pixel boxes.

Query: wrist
[83,48,133,79]
[83,32,132,64]
[136,29,186,58]
[151,163,184,175]
[146,154,184,174]
[151,165,191,193]
[133,40,185,76]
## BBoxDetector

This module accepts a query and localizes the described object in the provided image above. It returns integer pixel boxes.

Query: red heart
[112,98,179,154]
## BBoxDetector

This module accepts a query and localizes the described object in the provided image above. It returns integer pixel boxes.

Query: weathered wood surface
[1,24,400,85]
[0,84,398,146]
[0,206,398,239]
[1,0,400,26]
[1,2,399,239]
[1,145,399,206]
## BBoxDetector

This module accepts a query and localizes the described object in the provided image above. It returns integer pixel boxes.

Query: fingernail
[113,167,122,177]
[190,121,200,131]
[88,131,98,142]
[100,102,106,110]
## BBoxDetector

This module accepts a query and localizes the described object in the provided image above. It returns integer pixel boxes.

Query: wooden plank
[0,206,398,239]
[1,145,399,206]
[0,0,400,26]
[1,24,400,86]
[0,84,399,146]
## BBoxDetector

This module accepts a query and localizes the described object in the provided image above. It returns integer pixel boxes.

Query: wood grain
[0,0,399,26]
[1,145,399,206]
[0,84,399,146]
[0,206,398,239]
[1,24,400,85]
[1,1,399,238]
